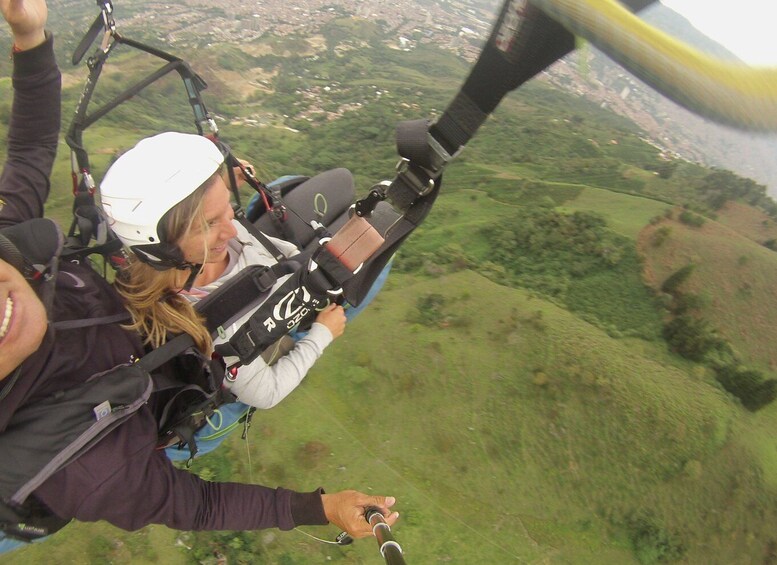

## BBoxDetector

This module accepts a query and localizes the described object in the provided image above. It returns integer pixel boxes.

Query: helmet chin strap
[180,263,203,292]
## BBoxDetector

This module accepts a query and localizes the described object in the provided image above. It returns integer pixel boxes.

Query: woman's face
[177,177,238,266]
[0,258,47,380]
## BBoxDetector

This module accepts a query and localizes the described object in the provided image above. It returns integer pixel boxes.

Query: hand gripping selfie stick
[333,506,405,564]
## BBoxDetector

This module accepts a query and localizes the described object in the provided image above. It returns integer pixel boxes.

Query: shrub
[652,226,672,247]
[663,315,729,362]
[661,264,695,294]
[625,513,686,564]
[678,210,705,227]
[413,293,448,326]
[672,293,706,314]
[715,364,777,411]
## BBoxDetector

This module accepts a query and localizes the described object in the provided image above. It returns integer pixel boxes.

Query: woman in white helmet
[100,131,347,458]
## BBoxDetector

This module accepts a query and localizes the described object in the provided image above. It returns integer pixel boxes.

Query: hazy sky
[660,0,777,65]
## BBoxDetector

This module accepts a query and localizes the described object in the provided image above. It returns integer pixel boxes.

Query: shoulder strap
[195,261,301,337]
[51,311,131,331]
[233,208,286,262]
[0,218,64,313]
[137,333,196,373]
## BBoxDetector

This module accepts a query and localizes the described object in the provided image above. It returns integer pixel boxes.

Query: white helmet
[100,132,224,269]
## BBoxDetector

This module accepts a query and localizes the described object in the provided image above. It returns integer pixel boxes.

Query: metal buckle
[427,115,466,165]
[395,158,435,197]
[425,131,461,172]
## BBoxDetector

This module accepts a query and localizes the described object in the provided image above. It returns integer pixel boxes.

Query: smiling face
[175,177,238,267]
[0,258,47,380]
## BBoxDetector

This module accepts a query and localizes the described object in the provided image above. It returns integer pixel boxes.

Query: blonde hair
[116,172,222,354]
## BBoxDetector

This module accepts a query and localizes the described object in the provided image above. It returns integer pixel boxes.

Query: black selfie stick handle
[365,506,406,565]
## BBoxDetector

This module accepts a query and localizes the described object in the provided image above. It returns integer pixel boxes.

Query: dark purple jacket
[0,35,326,533]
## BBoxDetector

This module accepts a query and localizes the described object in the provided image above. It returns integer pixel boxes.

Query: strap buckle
[251,265,278,292]
[424,127,462,173]
[395,158,435,198]
[230,329,258,363]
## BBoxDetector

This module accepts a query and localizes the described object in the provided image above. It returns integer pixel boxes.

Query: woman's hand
[222,157,258,186]
[1,0,47,51]
[315,303,346,339]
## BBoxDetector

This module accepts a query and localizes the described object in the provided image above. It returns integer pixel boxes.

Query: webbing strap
[431,92,488,155]
[221,145,302,248]
[71,8,107,66]
[234,212,286,262]
[432,0,656,157]
[136,333,195,373]
[196,261,300,335]
[51,311,130,331]
[383,0,657,227]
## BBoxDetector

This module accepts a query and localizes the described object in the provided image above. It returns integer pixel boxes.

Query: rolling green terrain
[3,13,777,565]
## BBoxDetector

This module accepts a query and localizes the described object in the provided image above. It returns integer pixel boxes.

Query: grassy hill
[639,212,777,374]
[3,13,777,565]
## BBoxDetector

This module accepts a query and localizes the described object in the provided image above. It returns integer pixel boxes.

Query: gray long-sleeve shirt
[184,224,334,408]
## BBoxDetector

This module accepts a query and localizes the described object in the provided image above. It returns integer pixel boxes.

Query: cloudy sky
[660,0,777,65]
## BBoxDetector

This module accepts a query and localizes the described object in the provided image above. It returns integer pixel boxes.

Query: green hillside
[639,214,777,374]
[3,13,777,565]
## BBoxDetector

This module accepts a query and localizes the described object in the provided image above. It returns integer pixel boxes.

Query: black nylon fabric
[433,0,657,155]
[0,364,152,505]
[216,264,331,365]
[0,496,69,542]
[196,262,301,335]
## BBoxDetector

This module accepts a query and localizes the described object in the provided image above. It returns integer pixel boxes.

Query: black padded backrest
[253,168,355,249]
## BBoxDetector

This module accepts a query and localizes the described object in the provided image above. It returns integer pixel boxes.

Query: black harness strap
[433,0,656,158]
[136,332,196,372]
[196,261,301,337]
[51,312,131,331]
[233,210,287,263]
[343,0,657,307]
[213,263,331,365]
[217,140,303,248]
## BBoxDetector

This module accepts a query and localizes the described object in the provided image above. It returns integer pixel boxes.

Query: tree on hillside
[715,364,777,412]
[678,210,705,227]
[662,315,729,362]
[644,160,678,180]
[697,168,774,217]
[661,264,695,295]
